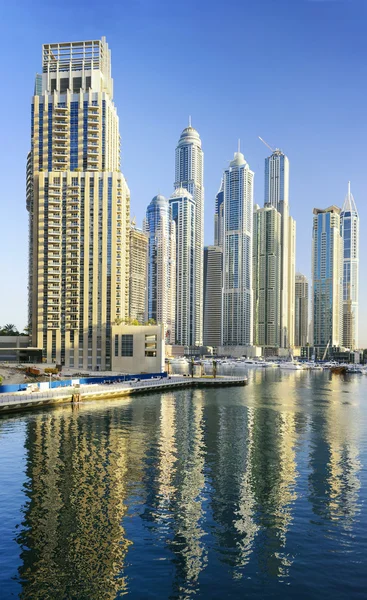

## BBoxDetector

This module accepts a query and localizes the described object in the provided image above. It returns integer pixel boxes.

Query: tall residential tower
[145,195,176,342]
[203,245,223,348]
[295,273,308,347]
[27,38,130,369]
[253,204,282,348]
[264,149,295,347]
[169,187,196,346]
[129,225,148,324]
[174,121,204,346]
[222,150,254,346]
[312,206,343,349]
[340,183,359,349]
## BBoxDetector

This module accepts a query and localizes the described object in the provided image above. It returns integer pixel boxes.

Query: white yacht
[279,361,305,371]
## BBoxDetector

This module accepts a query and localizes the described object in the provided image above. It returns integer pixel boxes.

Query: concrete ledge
[0,376,247,415]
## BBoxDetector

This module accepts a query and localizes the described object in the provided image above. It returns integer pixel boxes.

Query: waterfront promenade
[0,375,247,415]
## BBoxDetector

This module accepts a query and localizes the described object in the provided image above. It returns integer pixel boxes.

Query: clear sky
[1,0,366,343]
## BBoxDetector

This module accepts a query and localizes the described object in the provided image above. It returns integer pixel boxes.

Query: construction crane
[322,340,330,362]
[258,136,275,153]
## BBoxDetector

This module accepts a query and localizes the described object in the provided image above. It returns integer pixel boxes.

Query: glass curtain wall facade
[312,206,343,349]
[222,152,254,346]
[145,195,176,343]
[214,179,224,247]
[27,38,130,369]
[174,124,204,346]
[340,183,359,349]
[169,188,196,346]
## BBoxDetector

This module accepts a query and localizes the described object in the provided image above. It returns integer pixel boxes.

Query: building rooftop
[313,205,341,215]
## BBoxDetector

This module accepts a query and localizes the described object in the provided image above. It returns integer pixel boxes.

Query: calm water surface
[0,370,366,599]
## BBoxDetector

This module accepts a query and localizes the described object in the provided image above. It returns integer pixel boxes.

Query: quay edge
[0,376,247,416]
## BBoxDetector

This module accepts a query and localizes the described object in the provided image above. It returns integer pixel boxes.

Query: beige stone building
[129,226,148,323]
[111,324,165,373]
[27,38,130,369]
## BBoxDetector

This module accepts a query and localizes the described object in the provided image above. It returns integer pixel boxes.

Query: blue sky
[1,0,366,343]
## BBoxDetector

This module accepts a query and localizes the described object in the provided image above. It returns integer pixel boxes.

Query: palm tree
[0,324,19,336]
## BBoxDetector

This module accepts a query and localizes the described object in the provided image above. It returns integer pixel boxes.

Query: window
[145,334,157,357]
[114,334,119,357]
[121,334,133,357]
[60,78,69,93]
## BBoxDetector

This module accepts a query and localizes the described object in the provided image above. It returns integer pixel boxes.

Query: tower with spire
[174,119,204,347]
[340,183,359,349]
[222,148,254,346]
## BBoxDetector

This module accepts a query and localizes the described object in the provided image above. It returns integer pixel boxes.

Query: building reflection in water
[308,374,361,528]
[16,403,133,599]
[14,371,363,597]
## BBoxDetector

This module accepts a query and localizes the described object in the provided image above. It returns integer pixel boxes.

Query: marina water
[0,369,366,599]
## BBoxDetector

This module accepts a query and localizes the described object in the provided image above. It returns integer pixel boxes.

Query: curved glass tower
[340,183,359,349]
[174,122,204,346]
[145,195,176,342]
[169,187,196,346]
[222,151,254,346]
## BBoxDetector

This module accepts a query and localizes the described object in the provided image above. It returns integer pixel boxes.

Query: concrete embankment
[0,376,247,415]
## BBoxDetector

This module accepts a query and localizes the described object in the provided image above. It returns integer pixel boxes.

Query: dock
[0,375,247,415]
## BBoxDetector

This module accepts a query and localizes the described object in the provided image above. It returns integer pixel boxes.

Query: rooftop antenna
[348,180,351,198]
[258,136,275,153]
[188,115,192,127]
[237,138,241,153]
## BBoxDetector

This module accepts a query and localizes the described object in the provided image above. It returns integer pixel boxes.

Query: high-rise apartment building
[129,226,148,324]
[288,216,296,347]
[27,38,130,369]
[203,246,223,348]
[340,183,359,349]
[253,204,281,347]
[264,149,295,347]
[295,273,308,347]
[222,151,254,346]
[169,187,196,346]
[174,121,204,346]
[145,195,176,342]
[312,206,343,348]
[214,179,224,247]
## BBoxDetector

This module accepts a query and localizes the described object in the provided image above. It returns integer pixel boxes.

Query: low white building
[111,324,165,374]
[217,345,262,358]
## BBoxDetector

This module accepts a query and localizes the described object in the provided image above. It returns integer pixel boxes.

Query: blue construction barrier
[0,383,28,394]
[0,372,167,394]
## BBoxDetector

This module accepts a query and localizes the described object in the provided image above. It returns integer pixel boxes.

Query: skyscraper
[174,121,204,346]
[253,204,281,347]
[214,178,224,247]
[222,150,254,346]
[145,195,176,342]
[295,273,308,347]
[203,246,223,348]
[288,216,296,347]
[312,206,343,349]
[169,187,196,346]
[27,38,130,369]
[264,149,295,347]
[129,226,148,324]
[340,183,359,349]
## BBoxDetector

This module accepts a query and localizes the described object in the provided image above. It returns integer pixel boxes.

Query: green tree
[0,324,19,336]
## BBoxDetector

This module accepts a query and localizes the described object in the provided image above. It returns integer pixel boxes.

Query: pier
[0,375,247,415]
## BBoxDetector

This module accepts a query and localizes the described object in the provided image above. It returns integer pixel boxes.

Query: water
[0,369,366,599]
